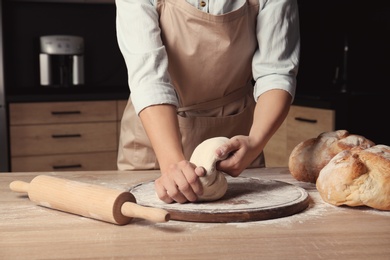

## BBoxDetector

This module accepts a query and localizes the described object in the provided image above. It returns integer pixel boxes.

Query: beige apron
[118,0,265,170]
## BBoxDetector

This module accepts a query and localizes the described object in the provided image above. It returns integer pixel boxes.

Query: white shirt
[116,0,300,114]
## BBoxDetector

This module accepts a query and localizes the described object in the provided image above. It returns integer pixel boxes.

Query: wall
[297,0,390,145]
[297,0,390,95]
[2,1,127,95]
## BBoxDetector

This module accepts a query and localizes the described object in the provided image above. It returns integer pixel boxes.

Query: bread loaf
[288,130,375,183]
[316,145,390,211]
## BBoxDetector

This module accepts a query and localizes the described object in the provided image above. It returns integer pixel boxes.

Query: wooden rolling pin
[9,175,170,225]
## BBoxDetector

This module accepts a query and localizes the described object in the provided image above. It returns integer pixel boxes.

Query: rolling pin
[9,175,170,225]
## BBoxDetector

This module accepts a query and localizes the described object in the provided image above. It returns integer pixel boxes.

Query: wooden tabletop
[1,167,389,260]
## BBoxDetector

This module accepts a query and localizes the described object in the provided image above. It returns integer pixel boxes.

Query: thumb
[194,166,206,177]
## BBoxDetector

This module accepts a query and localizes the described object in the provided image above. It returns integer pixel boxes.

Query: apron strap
[177,82,253,113]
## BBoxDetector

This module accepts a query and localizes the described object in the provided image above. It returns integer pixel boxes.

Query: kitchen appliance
[39,35,84,87]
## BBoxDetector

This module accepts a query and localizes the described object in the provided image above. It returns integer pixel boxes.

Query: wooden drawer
[263,119,287,167]
[286,105,335,154]
[264,105,335,167]
[9,100,117,125]
[11,151,118,172]
[10,122,117,156]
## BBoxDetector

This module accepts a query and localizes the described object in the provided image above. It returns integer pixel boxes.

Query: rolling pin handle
[9,181,29,193]
[121,202,170,223]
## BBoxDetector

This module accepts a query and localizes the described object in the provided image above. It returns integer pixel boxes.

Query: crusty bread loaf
[288,130,375,183]
[316,145,390,211]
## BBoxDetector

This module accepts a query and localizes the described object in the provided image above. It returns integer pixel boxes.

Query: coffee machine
[39,35,84,87]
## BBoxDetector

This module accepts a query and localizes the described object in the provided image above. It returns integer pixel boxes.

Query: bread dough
[190,137,229,201]
[288,130,375,183]
[316,145,390,211]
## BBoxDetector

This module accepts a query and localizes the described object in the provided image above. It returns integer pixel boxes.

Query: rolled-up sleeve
[253,0,300,102]
[116,0,179,115]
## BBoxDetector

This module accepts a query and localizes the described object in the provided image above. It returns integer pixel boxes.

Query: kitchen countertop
[1,167,389,259]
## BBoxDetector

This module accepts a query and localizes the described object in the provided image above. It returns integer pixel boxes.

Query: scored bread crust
[288,130,375,183]
[316,145,390,210]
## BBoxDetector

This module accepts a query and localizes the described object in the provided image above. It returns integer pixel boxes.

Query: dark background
[2,0,390,144]
[3,1,128,93]
[297,0,390,95]
[296,0,389,145]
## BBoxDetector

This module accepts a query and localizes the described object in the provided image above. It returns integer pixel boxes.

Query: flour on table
[129,176,310,224]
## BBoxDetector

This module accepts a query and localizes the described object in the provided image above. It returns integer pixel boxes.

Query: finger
[194,166,206,177]
[154,179,174,204]
[156,175,189,204]
[166,186,189,204]
[189,166,205,196]
[176,162,203,201]
[162,175,190,204]
[178,173,198,202]
[217,152,242,177]
[215,144,229,159]
[162,161,198,203]
[215,139,240,159]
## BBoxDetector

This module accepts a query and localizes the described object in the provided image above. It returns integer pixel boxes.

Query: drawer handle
[52,164,82,170]
[51,134,82,138]
[294,117,317,124]
[51,111,81,115]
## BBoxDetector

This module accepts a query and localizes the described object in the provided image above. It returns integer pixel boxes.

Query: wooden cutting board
[130,176,310,223]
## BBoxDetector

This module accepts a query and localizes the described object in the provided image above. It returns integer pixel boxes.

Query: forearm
[138,104,185,172]
[249,89,292,154]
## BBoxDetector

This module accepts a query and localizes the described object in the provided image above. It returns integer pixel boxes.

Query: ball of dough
[316,145,390,211]
[190,137,229,202]
[288,130,375,183]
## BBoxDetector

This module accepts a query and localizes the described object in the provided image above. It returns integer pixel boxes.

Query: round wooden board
[130,176,310,223]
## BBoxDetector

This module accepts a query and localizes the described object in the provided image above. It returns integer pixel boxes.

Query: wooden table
[1,168,389,259]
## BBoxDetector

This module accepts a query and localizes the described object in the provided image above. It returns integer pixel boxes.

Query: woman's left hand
[215,135,262,177]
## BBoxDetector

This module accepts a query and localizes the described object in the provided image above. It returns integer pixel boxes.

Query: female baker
[115,0,300,203]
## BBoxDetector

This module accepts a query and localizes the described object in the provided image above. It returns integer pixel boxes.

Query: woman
[116,0,300,203]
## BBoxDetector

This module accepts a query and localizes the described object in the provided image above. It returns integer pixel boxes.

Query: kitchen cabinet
[116,99,127,143]
[8,100,333,171]
[9,100,126,172]
[264,105,335,167]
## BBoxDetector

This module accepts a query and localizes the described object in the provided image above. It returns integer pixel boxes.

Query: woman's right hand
[154,160,206,204]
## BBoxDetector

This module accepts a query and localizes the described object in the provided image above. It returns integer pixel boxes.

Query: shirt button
[200,1,206,7]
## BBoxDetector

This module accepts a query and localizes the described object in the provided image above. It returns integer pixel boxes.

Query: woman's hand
[139,104,205,204]
[215,135,262,177]
[216,90,292,176]
[154,160,206,204]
